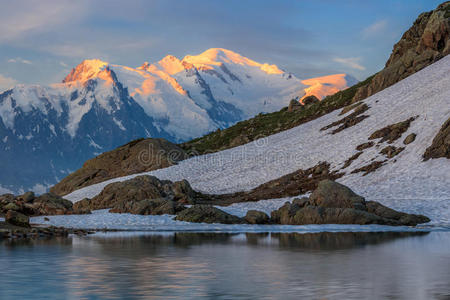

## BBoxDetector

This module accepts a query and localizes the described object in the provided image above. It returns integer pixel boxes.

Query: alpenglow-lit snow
[0,48,356,193]
[66,55,450,227]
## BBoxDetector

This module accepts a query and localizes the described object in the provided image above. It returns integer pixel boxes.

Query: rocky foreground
[69,176,429,226]
[0,176,430,237]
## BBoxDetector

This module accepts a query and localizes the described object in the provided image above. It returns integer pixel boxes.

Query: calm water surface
[1,231,449,300]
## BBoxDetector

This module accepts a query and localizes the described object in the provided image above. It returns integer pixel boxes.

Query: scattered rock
[403,133,417,145]
[423,117,450,160]
[175,205,244,224]
[50,138,187,196]
[356,141,374,151]
[369,117,417,143]
[342,152,363,169]
[380,146,405,158]
[321,104,370,134]
[351,161,386,176]
[244,210,270,224]
[5,210,30,228]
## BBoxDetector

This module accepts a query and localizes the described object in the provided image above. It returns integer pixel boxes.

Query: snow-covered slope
[66,55,450,225]
[0,48,355,193]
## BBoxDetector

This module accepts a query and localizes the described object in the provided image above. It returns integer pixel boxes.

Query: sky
[0,0,444,91]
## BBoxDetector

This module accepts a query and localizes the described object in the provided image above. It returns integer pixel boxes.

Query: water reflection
[1,231,449,300]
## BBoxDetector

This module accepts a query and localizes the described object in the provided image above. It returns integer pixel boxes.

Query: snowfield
[62,55,450,230]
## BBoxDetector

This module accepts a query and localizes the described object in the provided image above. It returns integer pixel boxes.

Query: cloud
[0,74,18,92]
[362,20,388,39]
[59,61,69,67]
[8,57,32,64]
[333,57,366,71]
[0,0,86,42]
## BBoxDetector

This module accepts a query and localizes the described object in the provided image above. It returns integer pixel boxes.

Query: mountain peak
[182,48,284,74]
[157,55,185,75]
[63,59,112,84]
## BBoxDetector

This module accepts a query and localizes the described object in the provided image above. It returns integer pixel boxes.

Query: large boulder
[309,180,366,211]
[175,205,244,224]
[244,210,270,224]
[85,175,198,212]
[5,210,30,228]
[271,180,430,226]
[50,138,187,196]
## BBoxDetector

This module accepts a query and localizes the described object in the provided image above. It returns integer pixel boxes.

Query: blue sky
[0,0,444,91]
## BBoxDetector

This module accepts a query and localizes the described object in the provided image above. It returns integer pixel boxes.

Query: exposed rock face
[270,180,429,226]
[353,2,450,102]
[0,192,89,216]
[5,210,30,228]
[51,138,187,196]
[175,205,244,224]
[82,175,200,212]
[423,117,450,160]
[244,210,270,224]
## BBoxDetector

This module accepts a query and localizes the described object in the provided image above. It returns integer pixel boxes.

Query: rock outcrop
[0,192,89,216]
[50,138,187,196]
[423,117,450,160]
[270,180,430,226]
[353,2,450,102]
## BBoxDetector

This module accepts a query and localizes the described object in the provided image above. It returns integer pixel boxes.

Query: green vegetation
[180,74,375,154]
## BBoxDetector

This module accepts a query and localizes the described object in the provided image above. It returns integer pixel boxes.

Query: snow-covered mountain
[65,54,450,227]
[0,48,356,193]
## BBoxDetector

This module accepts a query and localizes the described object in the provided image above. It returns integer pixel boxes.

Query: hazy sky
[0,0,444,91]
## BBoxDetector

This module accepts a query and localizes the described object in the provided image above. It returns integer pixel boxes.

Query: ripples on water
[1,231,450,299]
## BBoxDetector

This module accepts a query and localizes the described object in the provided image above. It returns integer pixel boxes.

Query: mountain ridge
[0,48,356,193]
